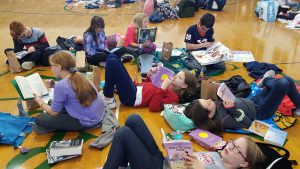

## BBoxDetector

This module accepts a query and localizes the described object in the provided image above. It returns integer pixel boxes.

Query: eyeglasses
[227,140,247,162]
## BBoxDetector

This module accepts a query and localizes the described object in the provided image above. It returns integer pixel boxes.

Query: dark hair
[200,13,215,28]
[172,70,198,98]
[50,51,97,107]
[9,21,26,38]
[184,100,222,136]
[84,16,105,44]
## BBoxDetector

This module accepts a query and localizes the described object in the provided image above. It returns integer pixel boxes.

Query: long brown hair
[133,13,148,43]
[184,99,223,136]
[84,16,105,44]
[9,21,25,39]
[172,70,198,98]
[242,136,266,169]
[50,51,97,107]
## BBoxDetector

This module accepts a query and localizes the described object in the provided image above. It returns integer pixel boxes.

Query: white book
[264,127,287,147]
[191,42,233,66]
[15,73,49,99]
[217,83,235,101]
[49,139,83,157]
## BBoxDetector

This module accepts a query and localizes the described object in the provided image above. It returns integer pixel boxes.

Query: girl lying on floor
[101,114,265,169]
[184,70,300,135]
[101,54,197,111]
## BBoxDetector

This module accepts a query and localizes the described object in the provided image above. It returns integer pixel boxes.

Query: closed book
[49,139,83,157]
[165,140,193,169]
[46,149,80,164]
[150,66,175,88]
[188,129,222,150]
[264,127,287,147]
[248,120,270,137]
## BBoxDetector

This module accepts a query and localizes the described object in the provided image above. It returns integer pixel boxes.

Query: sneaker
[99,62,106,67]
[5,58,9,65]
[295,109,300,116]
[100,91,116,109]
[121,55,134,63]
[256,70,275,87]
[32,124,54,135]
[21,61,35,70]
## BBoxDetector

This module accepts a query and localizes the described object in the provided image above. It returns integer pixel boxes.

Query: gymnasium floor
[0,0,299,168]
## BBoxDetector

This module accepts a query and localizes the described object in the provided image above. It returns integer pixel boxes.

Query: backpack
[219,75,251,98]
[56,36,76,50]
[177,0,195,18]
[257,142,298,169]
[149,11,165,23]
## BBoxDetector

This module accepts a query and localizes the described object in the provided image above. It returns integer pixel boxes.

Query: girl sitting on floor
[123,13,156,55]
[184,70,300,134]
[33,51,105,134]
[101,114,265,169]
[101,54,197,111]
[83,16,110,66]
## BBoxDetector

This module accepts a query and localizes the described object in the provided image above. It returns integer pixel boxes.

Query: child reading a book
[123,13,156,55]
[185,13,215,51]
[83,16,109,66]
[5,21,50,70]
[33,51,105,134]
[184,71,300,134]
[101,114,265,169]
[101,54,197,111]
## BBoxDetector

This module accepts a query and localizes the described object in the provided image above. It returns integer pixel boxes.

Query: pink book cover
[189,129,222,150]
[150,66,175,88]
[164,140,192,169]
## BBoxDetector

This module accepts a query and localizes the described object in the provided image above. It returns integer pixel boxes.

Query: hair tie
[69,67,78,74]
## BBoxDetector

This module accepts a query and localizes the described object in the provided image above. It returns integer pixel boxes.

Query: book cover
[217,83,236,101]
[264,127,287,147]
[46,149,80,164]
[49,139,83,157]
[229,51,255,63]
[150,66,175,88]
[188,129,222,150]
[138,27,157,44]
[165,140,193,169]
[191,42,233,66]
[13,73,49,100]
[248,120,270,137]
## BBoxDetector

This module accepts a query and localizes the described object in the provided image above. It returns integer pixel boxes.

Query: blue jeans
[103,114,164,169]
[103,54,137,106]
[253,76,300,120]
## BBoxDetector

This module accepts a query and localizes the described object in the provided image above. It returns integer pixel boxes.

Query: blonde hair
[49,51,97,107]
[242,136,266,169]
[133,13,148,43]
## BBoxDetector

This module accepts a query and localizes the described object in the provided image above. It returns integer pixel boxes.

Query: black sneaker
[121,55,134,63]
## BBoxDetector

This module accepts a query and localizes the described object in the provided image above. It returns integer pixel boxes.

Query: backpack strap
[266,157,283,169]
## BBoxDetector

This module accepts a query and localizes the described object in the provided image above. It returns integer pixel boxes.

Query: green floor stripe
[0,98,19,101]
[226,63,242,71]
[0,70,10,77]
[35,160,51,169]
[27,110,44,116]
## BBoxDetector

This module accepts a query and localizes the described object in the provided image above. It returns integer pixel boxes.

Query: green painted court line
[0,70,10,77]
[0,98,19,101]
[27,110,44,116]
[225,63,242,71]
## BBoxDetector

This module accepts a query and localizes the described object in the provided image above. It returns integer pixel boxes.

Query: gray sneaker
[100,91,116,109]
[257,70,275,87]
[21,61,35,70]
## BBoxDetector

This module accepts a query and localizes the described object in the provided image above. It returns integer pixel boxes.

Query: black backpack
[257,142,298,169]
[219,75,251,98]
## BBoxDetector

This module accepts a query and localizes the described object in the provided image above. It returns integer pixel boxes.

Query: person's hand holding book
[183,154,205,169]
[161,77,172,90]
[200,42,214,49]
[222,99,235,109]
[147,67,158,77]
[45,80,55,88]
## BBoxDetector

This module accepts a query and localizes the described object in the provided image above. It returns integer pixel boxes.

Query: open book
[138,27,157,44]
[15,51,29,59]
[13,73,48,100]
[150,66,175,88]
[217,83,236,101]
[191,42,233,66]
[161,128,193,169]
[46,139,83,164]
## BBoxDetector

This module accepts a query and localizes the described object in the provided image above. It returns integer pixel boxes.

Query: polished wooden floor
[0,0,300,168]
